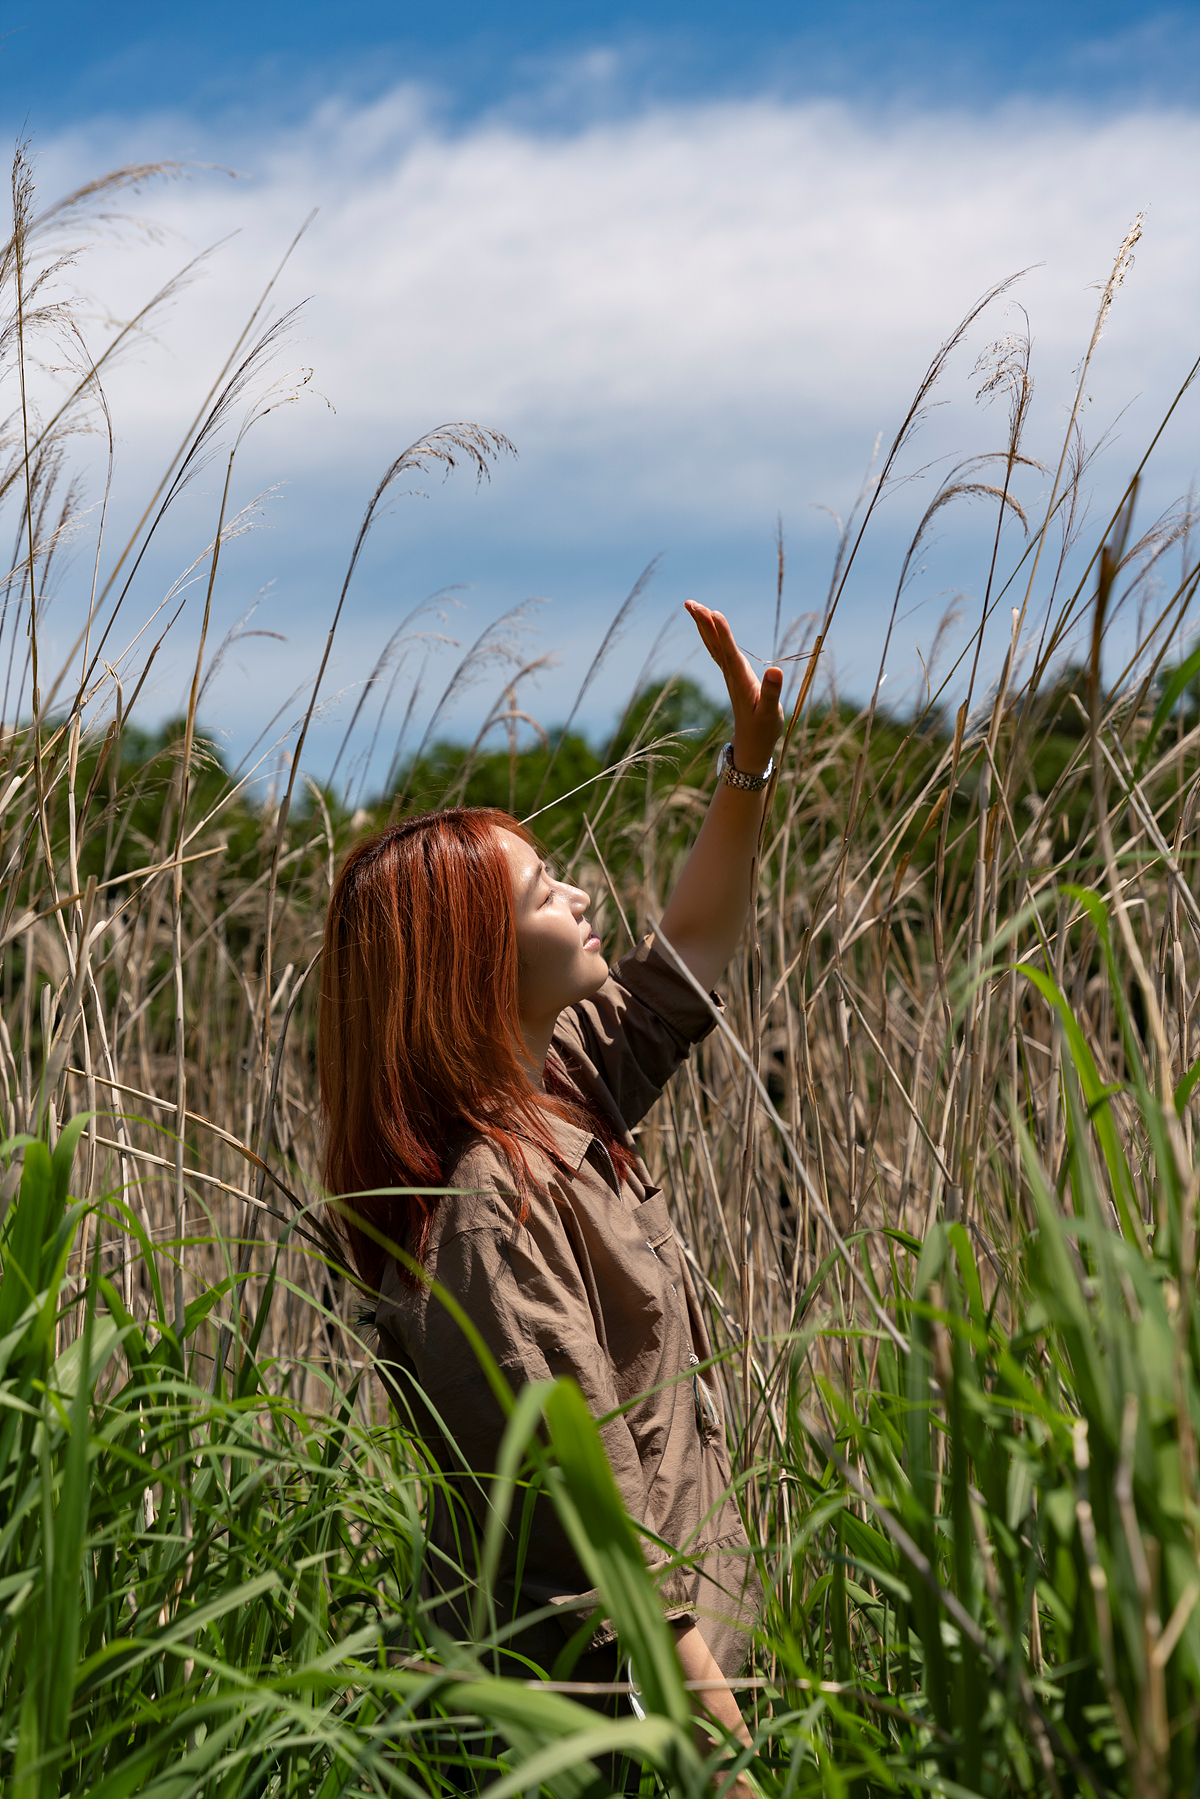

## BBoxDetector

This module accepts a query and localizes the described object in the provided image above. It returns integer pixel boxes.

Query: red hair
[318,807,632,1291]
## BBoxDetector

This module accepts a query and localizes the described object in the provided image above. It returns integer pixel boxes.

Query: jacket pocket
[634,1189,672,1249]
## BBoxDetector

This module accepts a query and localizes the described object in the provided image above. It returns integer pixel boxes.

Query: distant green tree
[394,731,603,855]
[384,678,729,856]
[606,675,728,775]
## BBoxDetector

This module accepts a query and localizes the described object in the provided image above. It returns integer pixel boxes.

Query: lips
[583,926,601,950]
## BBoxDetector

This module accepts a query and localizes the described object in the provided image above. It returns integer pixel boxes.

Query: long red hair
[318,807,631,1291]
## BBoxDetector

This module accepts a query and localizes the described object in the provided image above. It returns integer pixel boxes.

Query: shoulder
[432,1135,524,1240]
[430,1132,570,1241]
[375,1140,523,1336]
[374,1136,576,1346]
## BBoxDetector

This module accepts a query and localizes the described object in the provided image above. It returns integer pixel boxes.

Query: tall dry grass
[5,148,1200,1793]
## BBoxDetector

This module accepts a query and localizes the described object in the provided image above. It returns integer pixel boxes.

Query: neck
[517,1014,555,1091]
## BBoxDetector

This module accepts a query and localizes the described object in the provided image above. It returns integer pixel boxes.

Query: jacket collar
[515,1115,594,1174]
[551,1118,594,1172]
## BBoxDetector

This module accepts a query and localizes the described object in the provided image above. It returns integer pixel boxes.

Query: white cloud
[22,86,1200,772]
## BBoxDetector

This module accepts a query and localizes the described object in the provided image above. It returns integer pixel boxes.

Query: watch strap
[720,742,773,792]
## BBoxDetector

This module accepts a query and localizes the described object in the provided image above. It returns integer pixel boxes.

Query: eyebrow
[523,858,547,897]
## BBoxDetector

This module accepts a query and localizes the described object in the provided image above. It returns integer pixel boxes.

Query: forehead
[495,827,542,896]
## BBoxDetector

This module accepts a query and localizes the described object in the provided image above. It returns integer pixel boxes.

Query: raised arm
[657,605,785,992]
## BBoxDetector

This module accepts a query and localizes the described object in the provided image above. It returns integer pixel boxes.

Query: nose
[569,884,590,917]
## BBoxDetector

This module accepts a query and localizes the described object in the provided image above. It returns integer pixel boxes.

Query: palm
[684,602,784,764]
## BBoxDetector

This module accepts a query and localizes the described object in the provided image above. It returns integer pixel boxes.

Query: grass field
[3,152,1200,1797]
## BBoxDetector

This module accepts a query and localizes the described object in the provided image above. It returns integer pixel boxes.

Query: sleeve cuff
[611,935,724,1048]
[549,1560,699,1648]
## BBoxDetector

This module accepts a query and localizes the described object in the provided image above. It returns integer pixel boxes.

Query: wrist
[728,738,773,780]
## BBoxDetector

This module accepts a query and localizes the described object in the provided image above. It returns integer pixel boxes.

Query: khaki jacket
[375,936,760,1678]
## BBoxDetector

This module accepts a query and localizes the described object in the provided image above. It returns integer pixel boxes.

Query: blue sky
[3,4,1199,792]
[7,3,1199,123]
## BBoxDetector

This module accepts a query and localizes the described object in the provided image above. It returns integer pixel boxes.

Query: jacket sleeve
[554,934,723,1130]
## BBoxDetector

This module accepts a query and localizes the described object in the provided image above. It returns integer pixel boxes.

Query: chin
[580,954,609,997]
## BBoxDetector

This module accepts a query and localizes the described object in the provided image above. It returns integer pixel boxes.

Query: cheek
[514,920,552,985]
[516,917,579,994]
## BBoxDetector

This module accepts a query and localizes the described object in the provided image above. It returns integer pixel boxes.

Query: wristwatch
[719,741,774,792]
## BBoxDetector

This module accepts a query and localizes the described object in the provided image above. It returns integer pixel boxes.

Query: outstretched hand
[659,606,787,987]
[685,602,785,776]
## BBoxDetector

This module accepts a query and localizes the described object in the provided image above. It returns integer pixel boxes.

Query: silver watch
[720,741,774,792]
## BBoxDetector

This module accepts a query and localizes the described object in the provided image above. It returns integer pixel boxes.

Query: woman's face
[497,828,609,1029]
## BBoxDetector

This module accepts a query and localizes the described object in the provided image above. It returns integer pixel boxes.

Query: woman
[319,604,784,1750]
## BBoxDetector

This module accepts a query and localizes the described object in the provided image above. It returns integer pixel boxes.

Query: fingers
[684,600,727,665]
[686,603,784,714]
[685,601,750,673]
[684,602,785,769]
